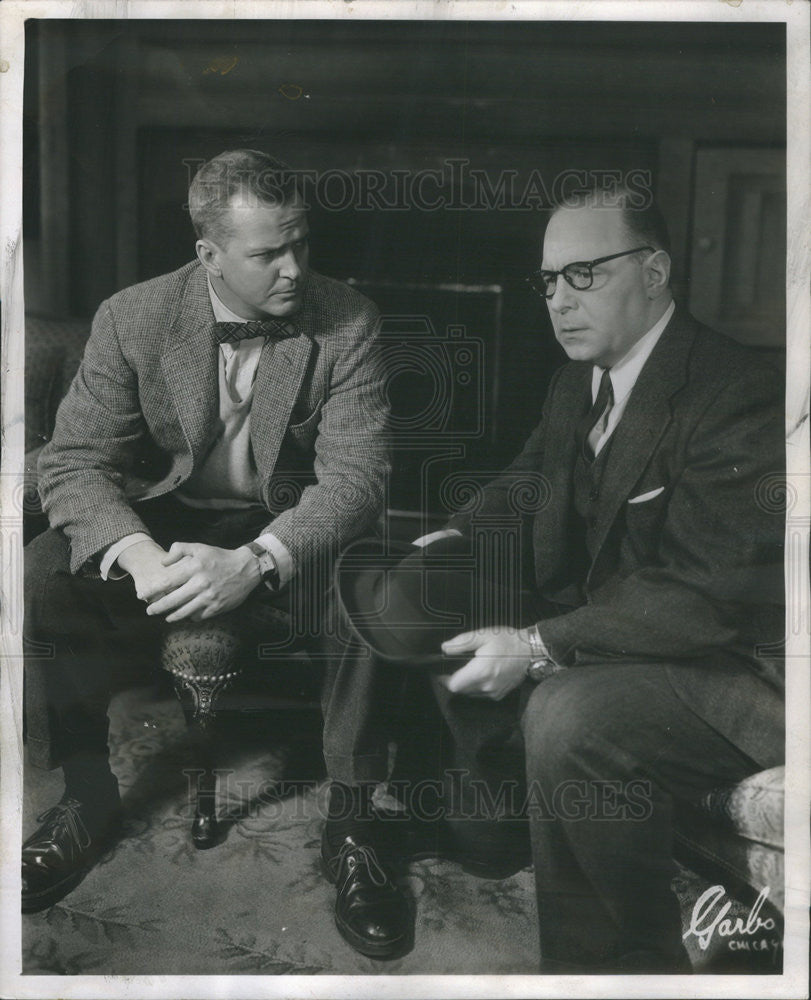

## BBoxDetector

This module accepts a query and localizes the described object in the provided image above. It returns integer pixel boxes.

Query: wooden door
[689,147,786,347]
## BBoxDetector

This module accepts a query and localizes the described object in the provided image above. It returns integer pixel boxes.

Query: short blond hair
[188,149,301,246]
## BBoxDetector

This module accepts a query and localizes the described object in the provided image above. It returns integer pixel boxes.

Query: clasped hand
[436,626,533,701]
[121,540,260,622]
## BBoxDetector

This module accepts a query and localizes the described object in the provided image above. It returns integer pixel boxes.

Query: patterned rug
[21,683,781,976]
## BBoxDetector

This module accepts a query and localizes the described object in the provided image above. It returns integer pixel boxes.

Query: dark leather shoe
[22,797,122,913]
[189,772,224,849]
[321,827,412,959]
[191,810,224,850]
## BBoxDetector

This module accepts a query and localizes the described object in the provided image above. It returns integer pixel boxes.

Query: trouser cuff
[26,737,61,772]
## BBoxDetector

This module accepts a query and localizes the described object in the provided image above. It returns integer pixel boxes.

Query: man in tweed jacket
[22,151,395,928]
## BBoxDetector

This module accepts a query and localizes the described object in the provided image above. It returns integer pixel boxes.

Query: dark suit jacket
[449,307,785,767]
[38,262,390,575]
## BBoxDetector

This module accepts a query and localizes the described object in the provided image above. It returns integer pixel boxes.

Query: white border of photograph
[1,2,808,998]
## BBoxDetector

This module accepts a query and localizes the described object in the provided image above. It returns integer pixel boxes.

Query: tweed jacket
[38,262,390,576]
[449,307,785,766]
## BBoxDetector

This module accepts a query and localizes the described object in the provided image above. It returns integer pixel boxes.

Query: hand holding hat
[438,626,533,701]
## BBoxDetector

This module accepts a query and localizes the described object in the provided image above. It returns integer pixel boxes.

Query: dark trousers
[24,495,318,772]
[320,541,776,969]
[321,535,540,793]
[520,660,763,969]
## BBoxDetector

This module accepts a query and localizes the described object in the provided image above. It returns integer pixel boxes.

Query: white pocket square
[628,486,665,505]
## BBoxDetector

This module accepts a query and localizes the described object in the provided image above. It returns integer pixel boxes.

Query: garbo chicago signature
[683,885,778,951]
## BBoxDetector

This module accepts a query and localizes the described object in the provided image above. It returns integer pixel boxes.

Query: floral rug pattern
[22,685,781,976]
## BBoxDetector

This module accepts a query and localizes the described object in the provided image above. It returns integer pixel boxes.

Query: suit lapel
[160,266,220,461]
[589,308,696,567]
[545,365,591,496]
[536,365,592,572]
[250,316,314,479]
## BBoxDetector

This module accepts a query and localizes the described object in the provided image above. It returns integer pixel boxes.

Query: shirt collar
[592,299,675,404]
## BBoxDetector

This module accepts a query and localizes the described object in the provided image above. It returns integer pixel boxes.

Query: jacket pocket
[286,403,323,444]
[627,486,665,505]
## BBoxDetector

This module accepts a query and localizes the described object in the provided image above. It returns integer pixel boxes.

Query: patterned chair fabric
[160,616,246,725]
[160,602,301,724]
[25,316,90,454]
[675,766,785,913]
[700,766,785,848]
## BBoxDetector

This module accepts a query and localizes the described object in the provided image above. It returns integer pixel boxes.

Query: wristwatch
[525,623,561,683]
[245,541,281,591]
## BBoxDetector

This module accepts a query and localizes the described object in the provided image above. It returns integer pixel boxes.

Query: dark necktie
[213,319,297,345]
[576,367,614,461]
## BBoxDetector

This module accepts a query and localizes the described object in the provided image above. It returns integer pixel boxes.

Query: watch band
[526,623,548,662]
[525,624,562,684]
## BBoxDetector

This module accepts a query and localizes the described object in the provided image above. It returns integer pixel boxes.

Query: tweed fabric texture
[37,263,391,574]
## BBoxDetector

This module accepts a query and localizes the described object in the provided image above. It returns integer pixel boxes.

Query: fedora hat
[334,534,482,670]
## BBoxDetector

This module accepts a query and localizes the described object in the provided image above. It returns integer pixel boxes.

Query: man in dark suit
[21,150,406,944]
[322,187,785,970]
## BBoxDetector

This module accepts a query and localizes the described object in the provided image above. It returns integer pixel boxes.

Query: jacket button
[589,488,599,501]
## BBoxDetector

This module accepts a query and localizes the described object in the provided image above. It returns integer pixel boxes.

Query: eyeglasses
[526,245,655,299]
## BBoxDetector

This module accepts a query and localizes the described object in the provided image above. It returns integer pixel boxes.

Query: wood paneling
[26,18,786,354]
[36,24,69,317]
[689,147,786,347]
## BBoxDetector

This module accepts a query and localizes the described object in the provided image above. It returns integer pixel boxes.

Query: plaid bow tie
[213,319,297,344]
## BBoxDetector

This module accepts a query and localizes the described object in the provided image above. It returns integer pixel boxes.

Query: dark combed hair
[188,149,301,246]
[551,183,672,257]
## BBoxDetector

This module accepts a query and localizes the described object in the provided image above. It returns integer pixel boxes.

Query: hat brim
[334,535,472,669]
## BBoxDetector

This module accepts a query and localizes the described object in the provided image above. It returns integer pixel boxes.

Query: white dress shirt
[100,279,294,585]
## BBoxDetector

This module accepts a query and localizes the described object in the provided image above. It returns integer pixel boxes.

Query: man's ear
[195,239,222,278]
[643,250,671,299]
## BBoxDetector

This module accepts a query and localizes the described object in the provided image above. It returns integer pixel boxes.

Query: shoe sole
[192,834,225,851]
[333,912,409,960]
[22,863,91,914]
[192,819,226,851]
